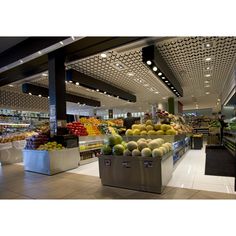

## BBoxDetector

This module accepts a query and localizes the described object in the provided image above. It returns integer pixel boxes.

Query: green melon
[132,149,141,156]
[112,144,125,155]
[127,141,138,151]
[148,140,161,150]
[138,141,148,151]
[155,138,165,145]
[159,146,167,155]
[141,148,152,157]
[101,145,112,155]
[123,149,132,156]
[152,148,164,158]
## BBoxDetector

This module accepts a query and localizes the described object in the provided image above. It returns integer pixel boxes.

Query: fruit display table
[23,147,80,175]
[123,134,186,143]
[98,151,173,194]
[0,140,26,165]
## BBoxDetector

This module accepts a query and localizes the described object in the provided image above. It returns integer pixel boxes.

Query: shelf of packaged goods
[0,123,30,127]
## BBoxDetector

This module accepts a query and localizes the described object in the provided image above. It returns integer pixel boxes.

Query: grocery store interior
[0,36,235,199]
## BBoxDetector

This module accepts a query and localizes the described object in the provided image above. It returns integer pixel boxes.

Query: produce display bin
[123,134,186,143]
[0,140,26,165]
[23,147,80,175]
[98,152,173,194]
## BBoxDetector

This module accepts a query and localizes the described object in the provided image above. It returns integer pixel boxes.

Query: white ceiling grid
[1,37,236,112]
[155,37,236,106]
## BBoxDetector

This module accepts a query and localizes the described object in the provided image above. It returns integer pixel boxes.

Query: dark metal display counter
[98,152,173,194]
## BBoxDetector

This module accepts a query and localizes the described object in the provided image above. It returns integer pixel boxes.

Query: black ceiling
[0,37,28,54]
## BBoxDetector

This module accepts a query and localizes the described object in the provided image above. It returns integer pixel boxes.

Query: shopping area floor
[0,145,235,199]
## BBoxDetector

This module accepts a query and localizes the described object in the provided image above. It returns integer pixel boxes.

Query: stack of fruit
[66,121,88,136]
[125,120,177,136]
[80,117,101,125]
[84,123,101,136]
[25,133,49,150]
[101,136,172,158]
[37,141,65,151]
[101,134,125,156]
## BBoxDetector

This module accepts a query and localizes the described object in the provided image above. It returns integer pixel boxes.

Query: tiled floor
[0,164,236,199]
[65,144,236,195]
[167,144,235,194]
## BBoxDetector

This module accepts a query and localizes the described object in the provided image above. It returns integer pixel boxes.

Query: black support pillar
[48,51,66,137]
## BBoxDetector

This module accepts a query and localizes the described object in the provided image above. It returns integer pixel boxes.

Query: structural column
[48,51,67,137]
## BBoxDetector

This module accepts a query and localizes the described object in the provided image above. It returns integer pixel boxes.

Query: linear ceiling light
[142,45,183,97]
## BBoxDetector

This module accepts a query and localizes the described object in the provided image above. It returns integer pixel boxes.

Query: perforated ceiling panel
[66,49,173,103]
[155,37,236,109]
[2,37,236,112]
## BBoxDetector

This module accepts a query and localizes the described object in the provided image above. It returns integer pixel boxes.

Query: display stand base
[23,148,80,175]
[98,152,173,194]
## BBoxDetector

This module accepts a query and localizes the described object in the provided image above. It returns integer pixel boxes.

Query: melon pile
[125,120,177,136]
[123,138,172,158]
[101,134,126,156]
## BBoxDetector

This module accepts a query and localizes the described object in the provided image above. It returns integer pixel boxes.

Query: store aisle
[167,144,235,194]
[67,161,100,177]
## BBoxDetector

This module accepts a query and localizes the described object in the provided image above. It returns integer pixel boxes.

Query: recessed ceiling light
[217,98,220,102]
[206,92,210,95]
[69,80,72,83]
[127,72,134,76]
[104,91,107,94]
[42,73,47,76]
[158,72,162,76]
[204,80,210,83]
[205,74,211,77]
[173,89,176,92]
[100,53,107,58]
[60,41,64,45]
[96,89,99,92]
[155,91,159,94]
[146,60,152,65]
[206,43,211,47]
[75,82,79,85]
[48,96,50,99]
[29,92,32,95]
[153,66,157,71]
[162,77,165,80]
[8,84,14,87]
[205,57,212,61]
[19,59,23,64]
[165,80,168,83]
[38,94,42,97]
[171,87,174,89]
[38,51,42,55]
